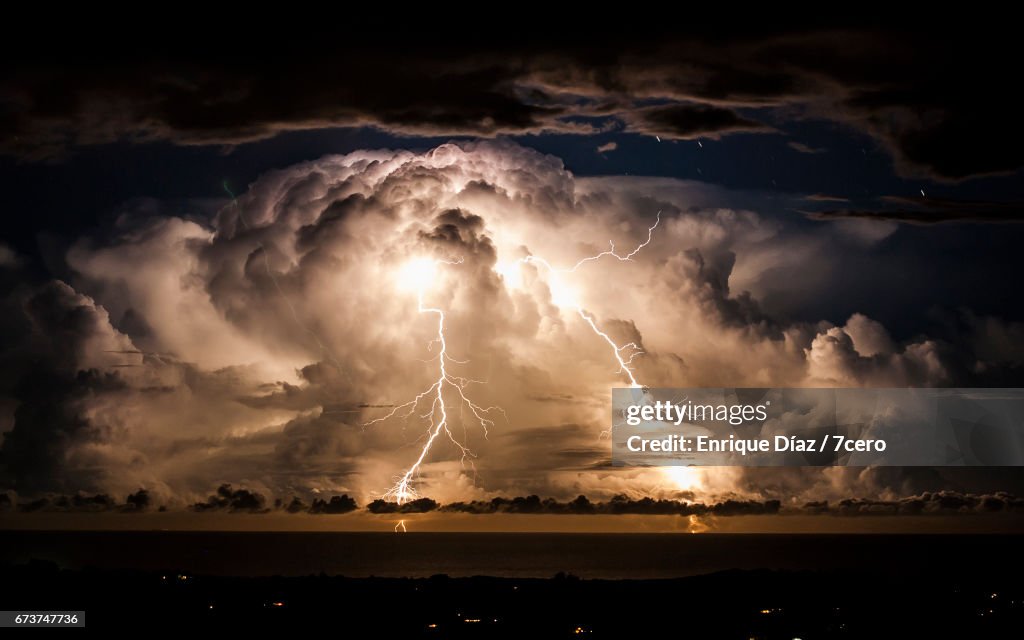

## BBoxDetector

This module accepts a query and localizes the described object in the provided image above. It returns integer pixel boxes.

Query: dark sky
[4,21,1023,207]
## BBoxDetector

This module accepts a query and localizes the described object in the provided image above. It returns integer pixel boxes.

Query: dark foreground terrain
[2,560,1022,637]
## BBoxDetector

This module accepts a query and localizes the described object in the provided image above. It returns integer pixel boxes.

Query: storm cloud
[805,196,1024,225]
[0,141,1022,510]
[3,24,1020,180]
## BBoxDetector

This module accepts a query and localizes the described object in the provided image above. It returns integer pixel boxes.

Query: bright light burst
[664,466,702,492]
[395,257,439,293]
[367,212,661,503]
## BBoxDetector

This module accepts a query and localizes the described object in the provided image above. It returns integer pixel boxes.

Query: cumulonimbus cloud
[0,142,1021,509]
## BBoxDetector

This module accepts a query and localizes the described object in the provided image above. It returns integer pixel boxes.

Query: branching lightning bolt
[364,258,506,504]
[521,211,661,389]
[576,309,643,387]
[556,210,660,274]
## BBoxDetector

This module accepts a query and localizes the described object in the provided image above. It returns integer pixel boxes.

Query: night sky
[2,19,1023,531]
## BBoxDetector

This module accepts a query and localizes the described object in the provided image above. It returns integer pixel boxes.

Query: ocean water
[1,531,1020,579]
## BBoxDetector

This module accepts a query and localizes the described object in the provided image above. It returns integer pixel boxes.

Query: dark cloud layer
[4,487,362,515]
[807,491,1024,516]
[625,104,770,140]
[441,494,782,517]
[9,488,1013,519]
[192,484,269,513]
[805,196,1024,224]
[2,23,1019,180]
[308,495,358,514]
[1,489,151,513]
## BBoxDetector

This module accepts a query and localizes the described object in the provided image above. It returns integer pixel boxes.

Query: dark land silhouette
[3,547,1023,636]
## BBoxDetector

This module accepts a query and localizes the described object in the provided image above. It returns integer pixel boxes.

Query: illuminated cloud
[1,142,1022,508]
